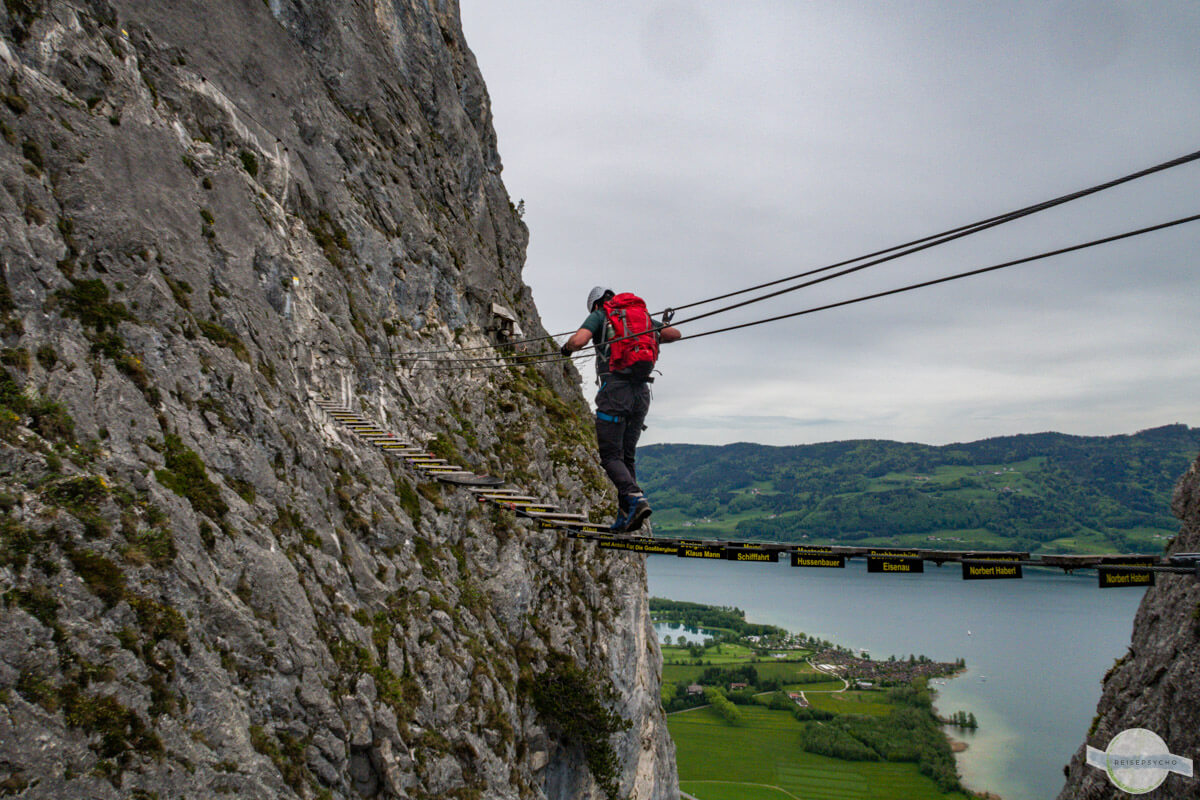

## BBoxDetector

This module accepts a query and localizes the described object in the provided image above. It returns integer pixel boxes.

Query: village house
[812,649,962,686]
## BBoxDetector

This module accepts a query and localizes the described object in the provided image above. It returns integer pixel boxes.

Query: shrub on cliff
[522,652,631,800]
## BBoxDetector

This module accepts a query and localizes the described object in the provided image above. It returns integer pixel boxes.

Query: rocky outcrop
[1057,452,1200,799]
[0,1,677,798]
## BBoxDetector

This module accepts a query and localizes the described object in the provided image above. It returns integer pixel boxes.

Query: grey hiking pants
[594,377,651,502]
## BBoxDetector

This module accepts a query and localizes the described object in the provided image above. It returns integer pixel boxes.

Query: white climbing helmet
[587,286,613,311]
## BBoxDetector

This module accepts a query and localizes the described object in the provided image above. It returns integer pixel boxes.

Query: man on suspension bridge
[560,286,681,532]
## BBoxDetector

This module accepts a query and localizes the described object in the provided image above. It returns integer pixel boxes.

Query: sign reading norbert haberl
[961,561,1023,580]
[1086,728,1193,794]
[1098,567,1156,588]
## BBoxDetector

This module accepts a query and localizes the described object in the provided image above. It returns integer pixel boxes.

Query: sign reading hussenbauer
[790,552,846,569]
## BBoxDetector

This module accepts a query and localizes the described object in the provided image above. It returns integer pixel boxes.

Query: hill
[638,425,1200,554]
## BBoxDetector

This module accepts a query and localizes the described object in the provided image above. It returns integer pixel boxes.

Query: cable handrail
[385,147,1200,362]
[398,210,1200,368]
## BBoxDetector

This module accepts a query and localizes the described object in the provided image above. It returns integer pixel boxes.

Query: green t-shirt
[581,308,607,337]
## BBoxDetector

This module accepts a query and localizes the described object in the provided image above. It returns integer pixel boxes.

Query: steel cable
[677,212,1200,342]
[387,147,1200,362]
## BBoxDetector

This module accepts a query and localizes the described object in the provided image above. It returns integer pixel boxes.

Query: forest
[639,425,1199,553]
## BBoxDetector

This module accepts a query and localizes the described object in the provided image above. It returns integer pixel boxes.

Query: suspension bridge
[317,400,1198,590]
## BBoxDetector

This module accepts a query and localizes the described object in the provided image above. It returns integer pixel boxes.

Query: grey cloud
[462,1,1200,445]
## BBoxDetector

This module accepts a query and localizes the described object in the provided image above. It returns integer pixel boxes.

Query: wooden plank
[522,510,587,521]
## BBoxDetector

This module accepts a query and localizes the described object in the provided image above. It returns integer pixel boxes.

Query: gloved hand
[559,343,572,358]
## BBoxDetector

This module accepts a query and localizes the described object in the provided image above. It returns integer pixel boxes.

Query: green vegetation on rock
[54,278,131,332]
[522,651,631,800]
[196,319,249,362]
[154,433,228,519]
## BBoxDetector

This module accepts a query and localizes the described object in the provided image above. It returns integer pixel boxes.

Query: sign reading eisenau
[867,556,924,574]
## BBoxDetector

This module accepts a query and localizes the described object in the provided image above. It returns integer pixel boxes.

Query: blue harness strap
[596,411,621,423]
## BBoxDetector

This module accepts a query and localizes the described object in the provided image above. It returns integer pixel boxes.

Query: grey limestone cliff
[1057,452,1200,799]
[0,0,677,798]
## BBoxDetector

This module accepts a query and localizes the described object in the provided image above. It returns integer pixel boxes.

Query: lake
[654,622,721,645]
[647,555,1146,800]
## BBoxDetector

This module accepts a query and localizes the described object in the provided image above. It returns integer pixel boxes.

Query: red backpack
[603,293,658,377]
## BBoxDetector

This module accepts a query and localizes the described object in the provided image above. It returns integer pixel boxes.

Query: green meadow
[660,643,775,663]
[669,704,971,800]
[663,663,844,692]
[804,690,893,717]
[660,640,835,688]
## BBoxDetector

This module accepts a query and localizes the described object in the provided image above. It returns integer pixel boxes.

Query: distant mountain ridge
[638,424,1200,554]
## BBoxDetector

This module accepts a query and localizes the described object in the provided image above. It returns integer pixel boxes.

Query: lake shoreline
[934,682,1004,800]
[655,611,984,798]
[648,557,1142,799]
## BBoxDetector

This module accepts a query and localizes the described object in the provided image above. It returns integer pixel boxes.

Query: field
[804,690,893,717]
[663,664,844,691]
[660,643,778,664]
[670,704,971,800]
[660,642,845,692]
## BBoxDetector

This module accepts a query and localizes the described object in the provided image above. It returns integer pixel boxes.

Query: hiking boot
[625,494,652,533]
[609,506,631,532]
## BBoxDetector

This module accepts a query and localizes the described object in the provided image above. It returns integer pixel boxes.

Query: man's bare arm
[560,328,593,355]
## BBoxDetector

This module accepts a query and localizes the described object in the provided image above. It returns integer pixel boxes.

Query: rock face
[0,1,678,798]
[1057,452,1200,799]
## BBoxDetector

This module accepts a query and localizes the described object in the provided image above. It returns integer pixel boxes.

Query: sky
[458,1,1200,447]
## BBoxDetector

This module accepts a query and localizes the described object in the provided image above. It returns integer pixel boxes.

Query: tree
[703,688,741,726]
